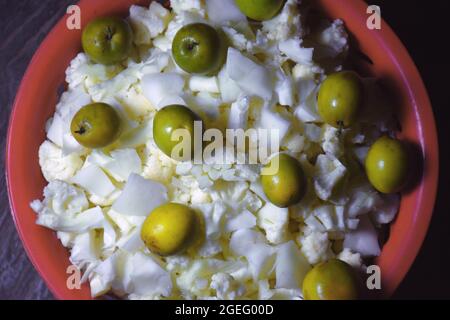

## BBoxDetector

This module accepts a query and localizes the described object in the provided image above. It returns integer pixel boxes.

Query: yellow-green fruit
[82,16,133,65]
[303,259,360,300]
[235,0,286,21]
[365,136,409,193]
[172,23,227,75]
[317,71,363,128]
[153,105,203,160]
[70,103,122,148]
[141,203,199,256]
[261,153,306,208]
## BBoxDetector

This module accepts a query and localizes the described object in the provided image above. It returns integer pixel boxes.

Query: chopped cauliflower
[129,2,171,45]
[262,0,302,42]
[316,19,349,59]
[65,53,122,91]
[337,248,362,269]
[170,0,205,17]
[257,202,289,245]
[321,124,344,157]
[38,141,83,182]
[210,273,246,300]
[297,229,333,265]
[313,154,347,201]
[142,143,177,185]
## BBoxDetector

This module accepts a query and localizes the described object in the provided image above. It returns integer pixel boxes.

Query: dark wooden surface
[0,0,449,300]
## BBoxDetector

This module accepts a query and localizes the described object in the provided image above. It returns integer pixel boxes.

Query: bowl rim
[6,0,439,299]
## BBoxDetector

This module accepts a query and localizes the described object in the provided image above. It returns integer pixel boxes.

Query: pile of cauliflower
[31,0,399,299]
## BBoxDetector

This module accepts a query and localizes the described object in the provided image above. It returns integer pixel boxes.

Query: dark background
[0,0,449,299]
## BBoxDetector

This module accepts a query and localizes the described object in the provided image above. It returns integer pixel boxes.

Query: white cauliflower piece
[343,215,381,257]
[262,0,302,42]
[278,37,314,65]
[210,273,245,300]
[257,202,289,245]
[275,241,311,292]
[346,181,383,218]
[115,84,153,119]
[127,252,172,298]
[218,64,241,103]
[228,95,250,130]
[258,280,302,300]
[226,48,273,101]
[129,2,171,45]
[102,149,142,182]
[297,230,333,265]
[371,193,400,224]
[313,154,347,201]
[229,229,276,280]
[70,231,98,267]
[258,107,291,145]
[193,202,227,257]
[142,143,177,185]
[222,26,250,51]
[225,210,257,233]
[337,248,362,269]
[321,124,344,157]
[188,75,220,93]
[38,141,83,182]
[316,19,349,59]
[141,73,185,109]
[72,164,116,198]
[206,0,246,25]
[171,0,205,16]
[292,63,323,80]
[30,180,88,216]
[282,132,305,154]
[313,205,346,232]
[65,53,121,90]
[88,254,116,297]
[275,70,295,107]
[112,173,168,216]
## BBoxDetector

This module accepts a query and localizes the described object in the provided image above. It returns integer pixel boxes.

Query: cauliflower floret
[262,0,302,42]
[206,0,246,25]
[292,63,323,80]
[127,252,173,298]
[229,229,276,280]
[31,184,110,238]
[210,273,246,300]
[193,202,227,257]
[129,2,171,45]
[337,248,362,269]
[170,0,205,16]
[282,132,305,154]
[70,231,99,267]
[228,95,250,130]
[222,26,250,51]
[142,143,177,185]
[321,124,344,157]
[38,140,83,182]
[115,84,153,119]
[176,259,229,298]
[65,53,122,91]
[297,229,333,265]
[165,255,191,272]
[31,180,88,216]
[313,154,347,201]
[257,202,289,244]
[278,37,314,65]
[275,241,311,291]
[316,19,349,59]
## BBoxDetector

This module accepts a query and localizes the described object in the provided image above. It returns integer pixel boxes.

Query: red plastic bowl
[6,0,438,299]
